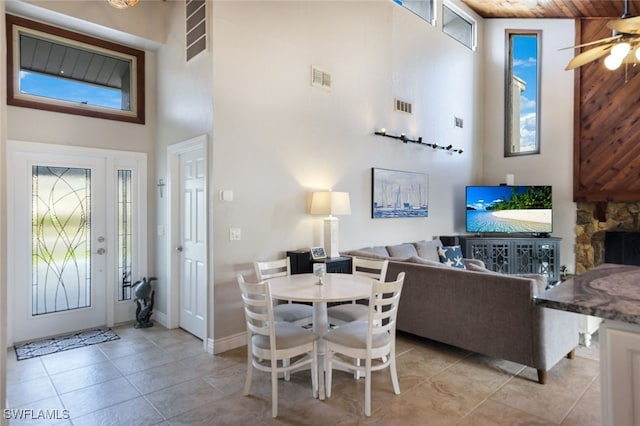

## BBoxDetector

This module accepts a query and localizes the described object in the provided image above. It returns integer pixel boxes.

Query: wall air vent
[455,116,464,128]
[311,66,332,91]
[186,0,206,61]
[394,98,412,114]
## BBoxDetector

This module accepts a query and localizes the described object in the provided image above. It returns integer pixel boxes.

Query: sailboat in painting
[372,168,428,218]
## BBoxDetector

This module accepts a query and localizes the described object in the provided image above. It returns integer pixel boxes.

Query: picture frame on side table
[310,246,327,260]
[371,167,429,218]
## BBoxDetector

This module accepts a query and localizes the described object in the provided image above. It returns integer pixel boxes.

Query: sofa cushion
[413,240,442,262]
[437,245,466,269]
[406,256,448,268]
[367,246,390,257]
[345,249,389,260]
[466,262,499,274]
[466,264,547,295]
[516,273,548,295]
[386,243,418,258]
[346,246,389,256]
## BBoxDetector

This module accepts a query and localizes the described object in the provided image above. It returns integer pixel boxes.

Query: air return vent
[394,98,412,114]
[186,0,206,61]
[311,66,332,91]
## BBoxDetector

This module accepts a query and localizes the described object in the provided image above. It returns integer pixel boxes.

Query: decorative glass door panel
[10,150,107,343]
[32,166,92,315]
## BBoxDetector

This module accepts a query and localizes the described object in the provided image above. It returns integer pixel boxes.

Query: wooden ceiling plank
[460,0,640,19]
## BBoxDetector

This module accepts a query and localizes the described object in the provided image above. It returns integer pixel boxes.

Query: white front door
[178,148,206,339]
[10,152,107,343]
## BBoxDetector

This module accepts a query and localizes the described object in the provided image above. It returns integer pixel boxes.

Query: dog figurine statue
[133,277,156,328]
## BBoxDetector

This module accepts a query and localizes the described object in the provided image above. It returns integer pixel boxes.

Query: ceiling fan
[565,0,640,71]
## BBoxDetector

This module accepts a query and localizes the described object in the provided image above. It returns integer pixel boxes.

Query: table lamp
[310,190,351,258]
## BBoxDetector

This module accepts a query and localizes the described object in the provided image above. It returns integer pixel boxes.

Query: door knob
[176,246,183,252]
[96,248,106,255]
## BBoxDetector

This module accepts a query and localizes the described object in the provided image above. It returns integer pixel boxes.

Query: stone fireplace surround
[576,202,640,274]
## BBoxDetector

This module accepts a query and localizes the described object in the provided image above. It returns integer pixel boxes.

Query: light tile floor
[5,324,601,425]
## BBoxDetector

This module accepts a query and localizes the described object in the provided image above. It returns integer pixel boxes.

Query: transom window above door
[6,14,145,124]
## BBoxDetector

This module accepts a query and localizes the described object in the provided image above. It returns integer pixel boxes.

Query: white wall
[1,1,7,420]
[154,0,214,326]
[3,4,160,341]
[482,19,576,272]
[0,2,576,355]
[210,0,484,339]
[7,0,166,48]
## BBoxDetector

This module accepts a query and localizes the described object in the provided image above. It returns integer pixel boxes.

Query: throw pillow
[413,240,442,262]
[386,243,419,258]
[437,245,466,269]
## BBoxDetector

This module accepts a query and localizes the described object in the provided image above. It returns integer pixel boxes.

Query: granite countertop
[535,263,640,325]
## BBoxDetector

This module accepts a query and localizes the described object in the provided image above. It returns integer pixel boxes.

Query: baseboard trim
[212,331,245,354]
[152,311,168,328]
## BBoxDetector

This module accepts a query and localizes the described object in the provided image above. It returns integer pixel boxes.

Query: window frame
[395,0,436,26]
[504,29,541,157]
[6,14,145,124]
[442,1,477,51]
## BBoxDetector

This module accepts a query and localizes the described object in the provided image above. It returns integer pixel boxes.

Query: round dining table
[268,272,373,399]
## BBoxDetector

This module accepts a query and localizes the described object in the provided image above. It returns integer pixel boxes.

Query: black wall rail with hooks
[374,128,464,154]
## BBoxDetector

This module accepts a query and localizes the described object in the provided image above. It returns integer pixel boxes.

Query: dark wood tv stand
[456,235,561,284]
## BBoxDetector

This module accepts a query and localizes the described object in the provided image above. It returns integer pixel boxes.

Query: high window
[395,0,436,26]
[505,30,541,156]
[442,1,476,50]
[6,14,145,124]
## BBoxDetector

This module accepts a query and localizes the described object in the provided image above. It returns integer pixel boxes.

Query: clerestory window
[6,14,145,124]
[395,0,436,26]
[442,1,476,51]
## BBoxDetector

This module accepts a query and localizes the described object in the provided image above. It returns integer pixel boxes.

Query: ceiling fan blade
[607,16,640,35]
[559,35,621,50]
[565,43,614,70]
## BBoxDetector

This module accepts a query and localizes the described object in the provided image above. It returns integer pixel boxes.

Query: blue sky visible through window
[512,35,538,151]
[20,71,122,110]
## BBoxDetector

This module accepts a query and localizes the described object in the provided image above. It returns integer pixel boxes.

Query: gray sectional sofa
[343,239,579,384]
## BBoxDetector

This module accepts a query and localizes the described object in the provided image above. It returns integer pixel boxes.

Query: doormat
[14,328,120,361]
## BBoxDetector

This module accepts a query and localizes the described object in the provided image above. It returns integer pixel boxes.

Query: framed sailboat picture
[371,168,429,218]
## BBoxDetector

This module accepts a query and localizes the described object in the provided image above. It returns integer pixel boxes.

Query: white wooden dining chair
[237,274,319,418]
[327,257,389,326]
[254,257,314,327]
[324,272,405,416]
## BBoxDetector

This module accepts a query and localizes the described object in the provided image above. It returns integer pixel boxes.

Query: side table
[286,250,352,274]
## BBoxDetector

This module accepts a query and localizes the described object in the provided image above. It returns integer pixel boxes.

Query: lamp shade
[310,191,351,216]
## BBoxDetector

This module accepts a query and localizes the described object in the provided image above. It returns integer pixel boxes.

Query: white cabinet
[600,320,640,426]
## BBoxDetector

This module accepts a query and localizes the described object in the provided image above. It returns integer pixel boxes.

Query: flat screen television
[466,185,552,234]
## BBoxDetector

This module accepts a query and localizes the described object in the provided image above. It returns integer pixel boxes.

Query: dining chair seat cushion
[327,304,368,323]
[273,303,314,323]
[252,322,318,350]
[324,321,390,349]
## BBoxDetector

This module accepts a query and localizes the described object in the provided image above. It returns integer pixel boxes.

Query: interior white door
[178,148,206,339]
[10,153,107,343]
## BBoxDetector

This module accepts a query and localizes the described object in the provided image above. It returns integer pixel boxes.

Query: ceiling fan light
[107,0,139,8]
[611,42,631,59]
[635,46,640,61]
[604,54,623,70]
